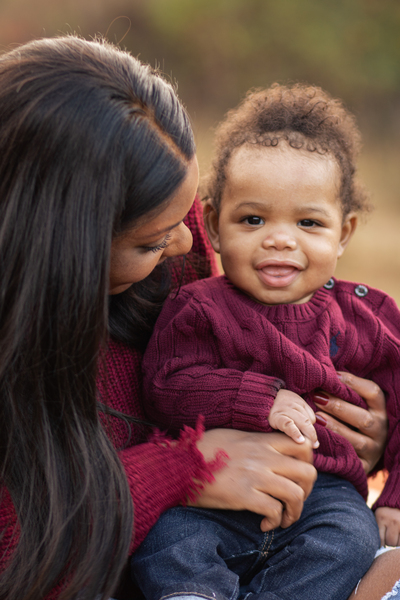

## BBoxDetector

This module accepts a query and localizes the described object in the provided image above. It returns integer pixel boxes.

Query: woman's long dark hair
[0,36,195,600]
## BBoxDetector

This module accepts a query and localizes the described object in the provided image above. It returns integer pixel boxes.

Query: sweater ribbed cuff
[232,372,285,431]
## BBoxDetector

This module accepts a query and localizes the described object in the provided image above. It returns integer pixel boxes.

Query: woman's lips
[256,264,301,288]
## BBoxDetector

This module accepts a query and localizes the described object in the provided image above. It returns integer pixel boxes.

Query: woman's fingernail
[336,371,343,380]
[315,414,327,426]
[312,391,330,405]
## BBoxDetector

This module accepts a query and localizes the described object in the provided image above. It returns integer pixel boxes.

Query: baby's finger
[284,406,318,448]
[384,526,400,548]
[298,419,319,449]
[301,404,319,448]
[274,415,305,444]
[377,522,387,547]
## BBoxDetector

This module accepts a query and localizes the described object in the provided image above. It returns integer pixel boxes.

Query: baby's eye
[244,216,265,226]
[298,219,319,228]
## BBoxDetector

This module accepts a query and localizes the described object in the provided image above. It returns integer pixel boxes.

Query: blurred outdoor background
[1,0,399,303]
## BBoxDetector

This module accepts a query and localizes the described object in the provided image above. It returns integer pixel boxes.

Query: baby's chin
[246,290,315,306]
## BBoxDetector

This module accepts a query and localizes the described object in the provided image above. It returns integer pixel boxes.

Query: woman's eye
[298,219,318,228]
[244,216,264,226]
[143,232,172,253]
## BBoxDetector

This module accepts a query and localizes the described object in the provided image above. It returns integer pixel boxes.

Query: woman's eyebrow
[139,220,182,240]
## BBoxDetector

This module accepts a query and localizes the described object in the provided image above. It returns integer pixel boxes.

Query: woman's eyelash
[145,232,172,253]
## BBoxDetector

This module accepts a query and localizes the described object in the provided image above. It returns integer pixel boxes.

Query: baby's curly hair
[205,83,370,218]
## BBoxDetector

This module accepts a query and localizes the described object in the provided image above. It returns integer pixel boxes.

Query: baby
[133,84,400,600]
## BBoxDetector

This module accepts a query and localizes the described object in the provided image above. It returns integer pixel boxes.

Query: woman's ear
[337,212,358,258]
[203,200,221,253]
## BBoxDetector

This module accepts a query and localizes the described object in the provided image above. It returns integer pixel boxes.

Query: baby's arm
[268,389,319,449]
[375,507,400,547]
[142,289,285,432]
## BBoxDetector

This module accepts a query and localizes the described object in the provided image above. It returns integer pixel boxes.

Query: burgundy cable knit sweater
[0,198,221,598]
[142,275,400,508]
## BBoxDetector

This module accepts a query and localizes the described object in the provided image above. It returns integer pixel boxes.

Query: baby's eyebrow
[296,206,331,217]
[233,201,266,212]
[233,202,332,218]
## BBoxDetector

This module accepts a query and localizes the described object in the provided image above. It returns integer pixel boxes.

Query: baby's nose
[262,230,297,250]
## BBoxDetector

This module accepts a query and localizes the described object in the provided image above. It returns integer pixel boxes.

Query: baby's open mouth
[262,265,297,278]
[257,264,300,287]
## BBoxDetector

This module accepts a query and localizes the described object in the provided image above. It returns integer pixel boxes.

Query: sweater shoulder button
[323,278,335,290]
[354,284,368,298]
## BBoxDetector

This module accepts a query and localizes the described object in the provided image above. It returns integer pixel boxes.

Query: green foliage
[145,0,400,91]
[0,0,399,128]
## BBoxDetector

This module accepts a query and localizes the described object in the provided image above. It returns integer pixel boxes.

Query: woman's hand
[312,372,388,474]
[192,428,317,532]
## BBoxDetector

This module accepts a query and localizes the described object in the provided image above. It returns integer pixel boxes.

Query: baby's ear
[337,212,358,258]
[203,199,221,254]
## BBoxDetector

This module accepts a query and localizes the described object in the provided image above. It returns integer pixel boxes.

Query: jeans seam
[260,529,274,558]
[161,594,218,600]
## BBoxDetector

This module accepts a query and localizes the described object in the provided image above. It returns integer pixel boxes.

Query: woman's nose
[163,222,193,258]
[261,230,297,251]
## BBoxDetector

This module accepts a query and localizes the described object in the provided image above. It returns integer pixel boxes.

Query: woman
[0,35,391,600]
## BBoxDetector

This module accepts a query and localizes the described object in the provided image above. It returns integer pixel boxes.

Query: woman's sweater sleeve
[142,287,284,432]
[0,436,225,577]
[0,488,18,576]
[118,423,226,552]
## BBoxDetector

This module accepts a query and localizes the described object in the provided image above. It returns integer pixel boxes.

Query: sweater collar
[221,275,333,322]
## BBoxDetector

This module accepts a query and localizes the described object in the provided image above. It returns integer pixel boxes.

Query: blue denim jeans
[131,473,380,600]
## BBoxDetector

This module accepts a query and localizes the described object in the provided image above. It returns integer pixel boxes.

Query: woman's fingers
[241,472,307,531]
[193,429,317,529]
[337,371,386,414]
[251,434,317,527]
[254,474,307,530]
[312,372,388,473]
[262,433,314,468]
[314,410,371,472]
[313,393,374,431]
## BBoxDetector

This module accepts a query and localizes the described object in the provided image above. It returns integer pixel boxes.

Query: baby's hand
[375,506,400,547]
[268,389,319,449]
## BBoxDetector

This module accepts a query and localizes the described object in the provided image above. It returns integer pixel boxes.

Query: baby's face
[205,143,356,305]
